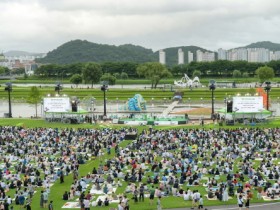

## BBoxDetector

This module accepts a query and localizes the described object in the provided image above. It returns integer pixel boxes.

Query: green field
[0,118,279,210]
[0,86,280,103]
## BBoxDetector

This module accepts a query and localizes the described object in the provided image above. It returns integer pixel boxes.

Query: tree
[120,72,128,80]
[27,86,41,118]
[242,72,249,78]
[136,62,172,89]
[232,70,241,78]
[82,63,102,87]
[255,66,275,83]
[70,74,83,87]
[192,70,201,78]
[100,73,116,85]
[113,73,121,79]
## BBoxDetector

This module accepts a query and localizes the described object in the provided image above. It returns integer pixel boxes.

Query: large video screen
[232,96,263,113]
[43,97,70,113]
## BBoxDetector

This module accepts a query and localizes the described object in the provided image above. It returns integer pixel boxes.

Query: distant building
[247,48,270,63]
[227,48,247,61]
[218,48,227,60]
[159,49,166,65]
[187,51,194,63]
[270,51,280,60]
[196,50,215,62]
[178,48,184,64]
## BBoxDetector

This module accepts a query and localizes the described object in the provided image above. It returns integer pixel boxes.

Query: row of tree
[67,62,171,89]
[34,60,280,79]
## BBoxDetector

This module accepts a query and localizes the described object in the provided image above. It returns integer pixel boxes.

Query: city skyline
[1,0,280,53]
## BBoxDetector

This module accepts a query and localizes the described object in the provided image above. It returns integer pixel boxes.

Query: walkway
[167,202,280,210]
[162,101,179,116]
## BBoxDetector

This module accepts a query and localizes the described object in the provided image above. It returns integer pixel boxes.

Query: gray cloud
[0,0,280,53]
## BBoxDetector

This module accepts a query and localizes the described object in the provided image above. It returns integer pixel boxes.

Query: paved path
[167,202,280,210]
[162,101,179,116]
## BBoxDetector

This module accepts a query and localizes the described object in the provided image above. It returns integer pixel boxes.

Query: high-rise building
[178,48,184,64]
[226,48,247,61]
[218,48,227,60]
[188,51,194,63]
[196,50,215,62]
[159,49,166,65]
[247,48,270,63]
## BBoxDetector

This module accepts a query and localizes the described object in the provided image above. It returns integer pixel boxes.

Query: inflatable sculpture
[119,94,147,111]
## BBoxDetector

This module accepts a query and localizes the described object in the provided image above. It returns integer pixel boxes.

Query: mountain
[4,50,45,57]
[155,46,214,66]
[36,40,157,64]
[239,41,280,52]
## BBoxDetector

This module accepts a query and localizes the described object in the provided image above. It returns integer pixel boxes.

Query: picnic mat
[62,202,80,208]
[262,196,280,201]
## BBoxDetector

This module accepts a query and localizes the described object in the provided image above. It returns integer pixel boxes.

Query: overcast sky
[1,0,280,53]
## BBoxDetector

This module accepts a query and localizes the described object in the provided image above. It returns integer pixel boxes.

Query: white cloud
[0,0,280,53]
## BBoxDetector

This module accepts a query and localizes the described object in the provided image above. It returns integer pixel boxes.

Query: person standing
[139,184,144,202]
[48,201,53,210]
[245,190,252,210]
[40,191,44,208]
[149,185,155,205]
[237,194,244,210]
[83,198,90,210]
[43,191,48,208]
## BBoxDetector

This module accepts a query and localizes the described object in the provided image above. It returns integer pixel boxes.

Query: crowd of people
[0,125,278,209]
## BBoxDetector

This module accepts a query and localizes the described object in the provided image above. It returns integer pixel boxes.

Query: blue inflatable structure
[119,94,147,111]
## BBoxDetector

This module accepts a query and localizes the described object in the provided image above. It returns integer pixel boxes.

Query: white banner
[43,97,71,113]
[233,96,263,113]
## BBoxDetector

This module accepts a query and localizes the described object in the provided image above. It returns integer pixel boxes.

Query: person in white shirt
[83,198,90,210]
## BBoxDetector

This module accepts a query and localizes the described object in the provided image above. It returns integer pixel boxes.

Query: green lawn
[0,118,279,210]
[0,86,280,102]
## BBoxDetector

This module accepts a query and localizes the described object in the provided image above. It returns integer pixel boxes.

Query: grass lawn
[0,118,279,210]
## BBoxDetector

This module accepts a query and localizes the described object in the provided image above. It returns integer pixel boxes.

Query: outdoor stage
[113,115,188,125]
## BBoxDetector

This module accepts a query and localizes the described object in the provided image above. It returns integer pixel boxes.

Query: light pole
[101,81,109,118]
[200,97,203,107]
[55,83,62,95]
[152,97,154,107]
[209,80,216,119]
[91,97,95,123]
[4,83,12,118]
[188,97,191,108]
[116,97,119,111]
[264,81,271,111]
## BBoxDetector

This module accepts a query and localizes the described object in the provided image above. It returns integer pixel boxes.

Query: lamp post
[264,81,271,111]
[91,97,95,123]
[116,97,119,111]
[152,97,154,107]
[101,81,109,118]
[188,97,191,108]
[55,83,62,95]
[209,80,216,119]
[200,97,203,107]
[4,83,12,118]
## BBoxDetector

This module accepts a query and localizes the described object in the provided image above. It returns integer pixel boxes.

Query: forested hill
[241,41,280,51]
[35,39,209,66]
[36,40,157,64]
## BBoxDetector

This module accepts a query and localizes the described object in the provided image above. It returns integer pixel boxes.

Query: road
[167,202,280,210]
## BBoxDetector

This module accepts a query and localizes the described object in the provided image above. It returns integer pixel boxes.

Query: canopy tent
[217,108,272,121]
[44,109,90,123]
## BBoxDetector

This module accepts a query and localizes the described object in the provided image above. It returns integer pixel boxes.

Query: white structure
[178,48,184,64]
[247,48,270,63]
[227,48,247,61]
[271,51,280,60]
[174,73,201,88]
[159,49,166,65]
[196,50,215,62]
[188,51,194,63]
[218,48,227,60]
